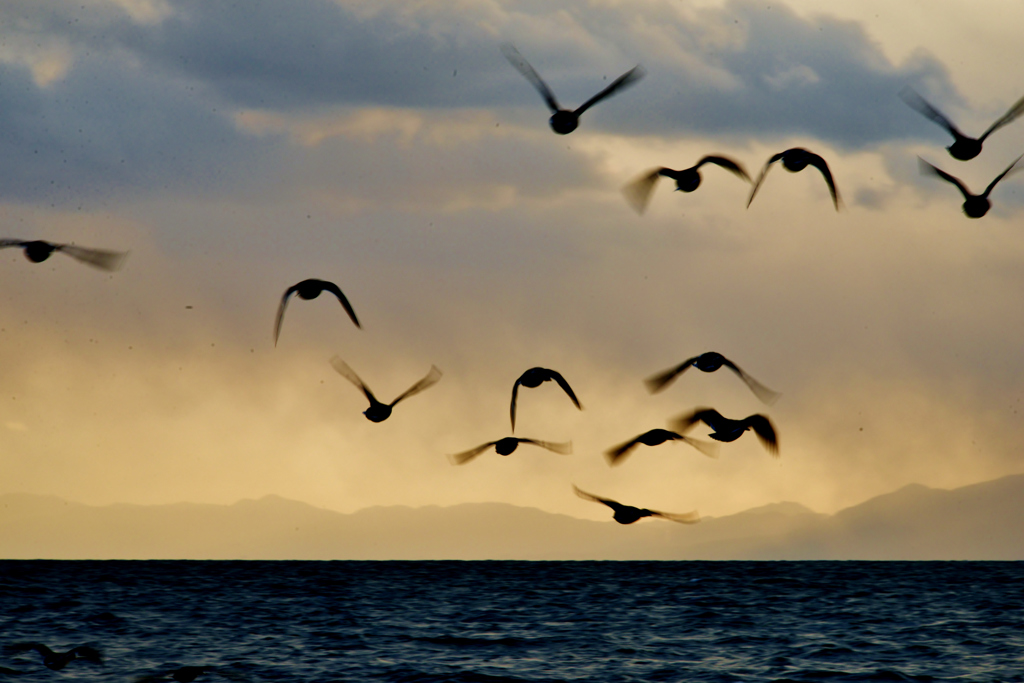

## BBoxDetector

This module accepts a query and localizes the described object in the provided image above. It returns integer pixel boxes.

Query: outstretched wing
[698,156,752,182]
[329,356,377,404]
[57,244,129,271]
[980,93,1024,141]
[274,285,299,346]
[983,154,1024,197]
[574,65,645,116]
[746,154,783,208]
[320,281,361,329]
[605,435,642,466]
[0,239,27,249]
[520,438,573,455]
[671,407,722,434]
[391,365,442,406]
[644,357,698,393]
[919,157,972,200]
[622,168,664,215]
[746,414,779,456]
[500,43,560,112]
[681,435,720,459]
[650,508,702,524]
[804,153,840,210]
[572,485,618,510]
[899,87,966,139]
[549,370,582,410]
[448,442,497,466]
[718,357,781,405]
[510,378,522,432]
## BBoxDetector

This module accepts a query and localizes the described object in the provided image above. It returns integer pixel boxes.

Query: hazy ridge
[2,474,1023,560]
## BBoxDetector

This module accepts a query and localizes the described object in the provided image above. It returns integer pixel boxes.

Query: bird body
[573,486,700,525]
[510,367,582,432]
[275,279,360,345]
[623,156,751,214]
[918,155,1022,218]
[448,437,572,465]
[605,428,718,465]
[900,87,1024,161]
[747,148,840,210]
[645,351,780,404]
[673,408,778,456]
[330,356,441,422]
[0,239,127,271]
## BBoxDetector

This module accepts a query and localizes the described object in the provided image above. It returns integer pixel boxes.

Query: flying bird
[275,279,360,346]
[918,155,1023,218]
[900,86,1024,161]
[747,148,840,210]
[622,156,752,214]
[605,428,718,466]
[510,367,582,432]
[330,356,441,423]
[501,43,644,135]
[0,239,127,271]
[5,643,102,671]
[448,437,572,465]
[645,351,780,404]
[573,485,700,525]
[672,407,778,456]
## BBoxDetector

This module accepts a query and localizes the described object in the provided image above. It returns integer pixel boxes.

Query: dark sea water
[1,561,1023,682]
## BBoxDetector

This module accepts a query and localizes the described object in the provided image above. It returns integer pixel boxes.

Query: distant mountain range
[3,474,1024,559]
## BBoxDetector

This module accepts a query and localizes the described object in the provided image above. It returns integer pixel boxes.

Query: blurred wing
[984,154,1024,197]
[644,357,697,393]
[510,379,522,432]
[899,87,965,138]
[522,438,573,455]
[919,157,971,200]
[392,365,442,405]
[681,436,720,459]
[721,359,781,405]
[746,158,778,208]
[448,442,496,466]
[747,414,779,457]
[605,436,641,466]
[57,244,128,271]
[699,156,752,182]
[550,370,582,410]
[573,485,617,509]
[274,286,298,346]
[329,355,375,403]
[0,239,27,249]
[980,93,1024,141]
[651,508,702,524]
[574,65,645,115]
[671,407,720,433]
[622,168,663,215]
[806,153,840,210]
[500,43,560,112]
[321,281,361,328]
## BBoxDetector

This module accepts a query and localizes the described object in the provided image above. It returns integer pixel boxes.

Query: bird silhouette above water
[330,356,441,422]
[5,643,102,671]
[747,148,840,210]
[623,156,752,214]
[501,43,644,135]
[448,437,572,465]
[918,155,1022,218]
[645,351,780,404]
[573,485,700,525]
[510,367,582,432]
[275,279,360,345]
[900,86,1024,161]
[605,428,718,466]
[0,239,127,271]
[672,407,778,457]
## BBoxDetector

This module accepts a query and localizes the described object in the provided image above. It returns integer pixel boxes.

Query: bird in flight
[275,279,360,345]
[5,642,102,671]
[623,156,751,214]
[605,428,718,466]
[501,43,644,135]
[900,86,1024,161]
[0,239,127,271]
[918,155,1022,218]
[330,356,441,422]
[672,408,778,456]
[510,367,582,432]
[448,437,572,465]
[645,351,780,404]
[747,148,840,210]
[573,486,700,525]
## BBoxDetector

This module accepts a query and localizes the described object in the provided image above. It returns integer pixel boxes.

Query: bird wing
[746,414,779,457]
[574,65,645,115]
[329,356,377,404]
[0,239,27,249]
[651,508,702,524]
[448,441,497,466]
[899,87,966,139]
[918,157,972,200]
[391,365,442,406]
[983,154,1024,197]
[56,244,129,271]
[622,168,664,215]
[572,485,618,510]
[274,285,299,346]
[605,435,642,466]
[719,357,781,405]
[699,156,752,182]
[510,378,523,432]
[746,156,780,208]
[549,369,582,410]
[320,281,361,329]
[681,435,720,459]
[671,407,722,433]
[805,153,840,210]
[521,438,573,454]
[643,357,698,393]
[500,43,560,112]
[980,93,1024,141]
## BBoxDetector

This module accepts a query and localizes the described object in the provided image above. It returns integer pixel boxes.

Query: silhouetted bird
[275,279,360,346]
[605,429,718,466]
[448,437,572,465]
[510,367,582,432]
[673,407,778,456]
[330,356,441,422]
[623,156,752,214]
[900,86,1024,161]
[918,155,1022,218]
[573,485,700,525]
[747,148,840,210]
[501,43,644,135]
[645,351,780,404]
[0,239,127,271]
[5,643,102,671]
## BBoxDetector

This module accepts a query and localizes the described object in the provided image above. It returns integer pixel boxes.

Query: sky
[2,0,1024,525]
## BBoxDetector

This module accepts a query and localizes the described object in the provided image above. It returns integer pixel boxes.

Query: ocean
[1,561,1022,682]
